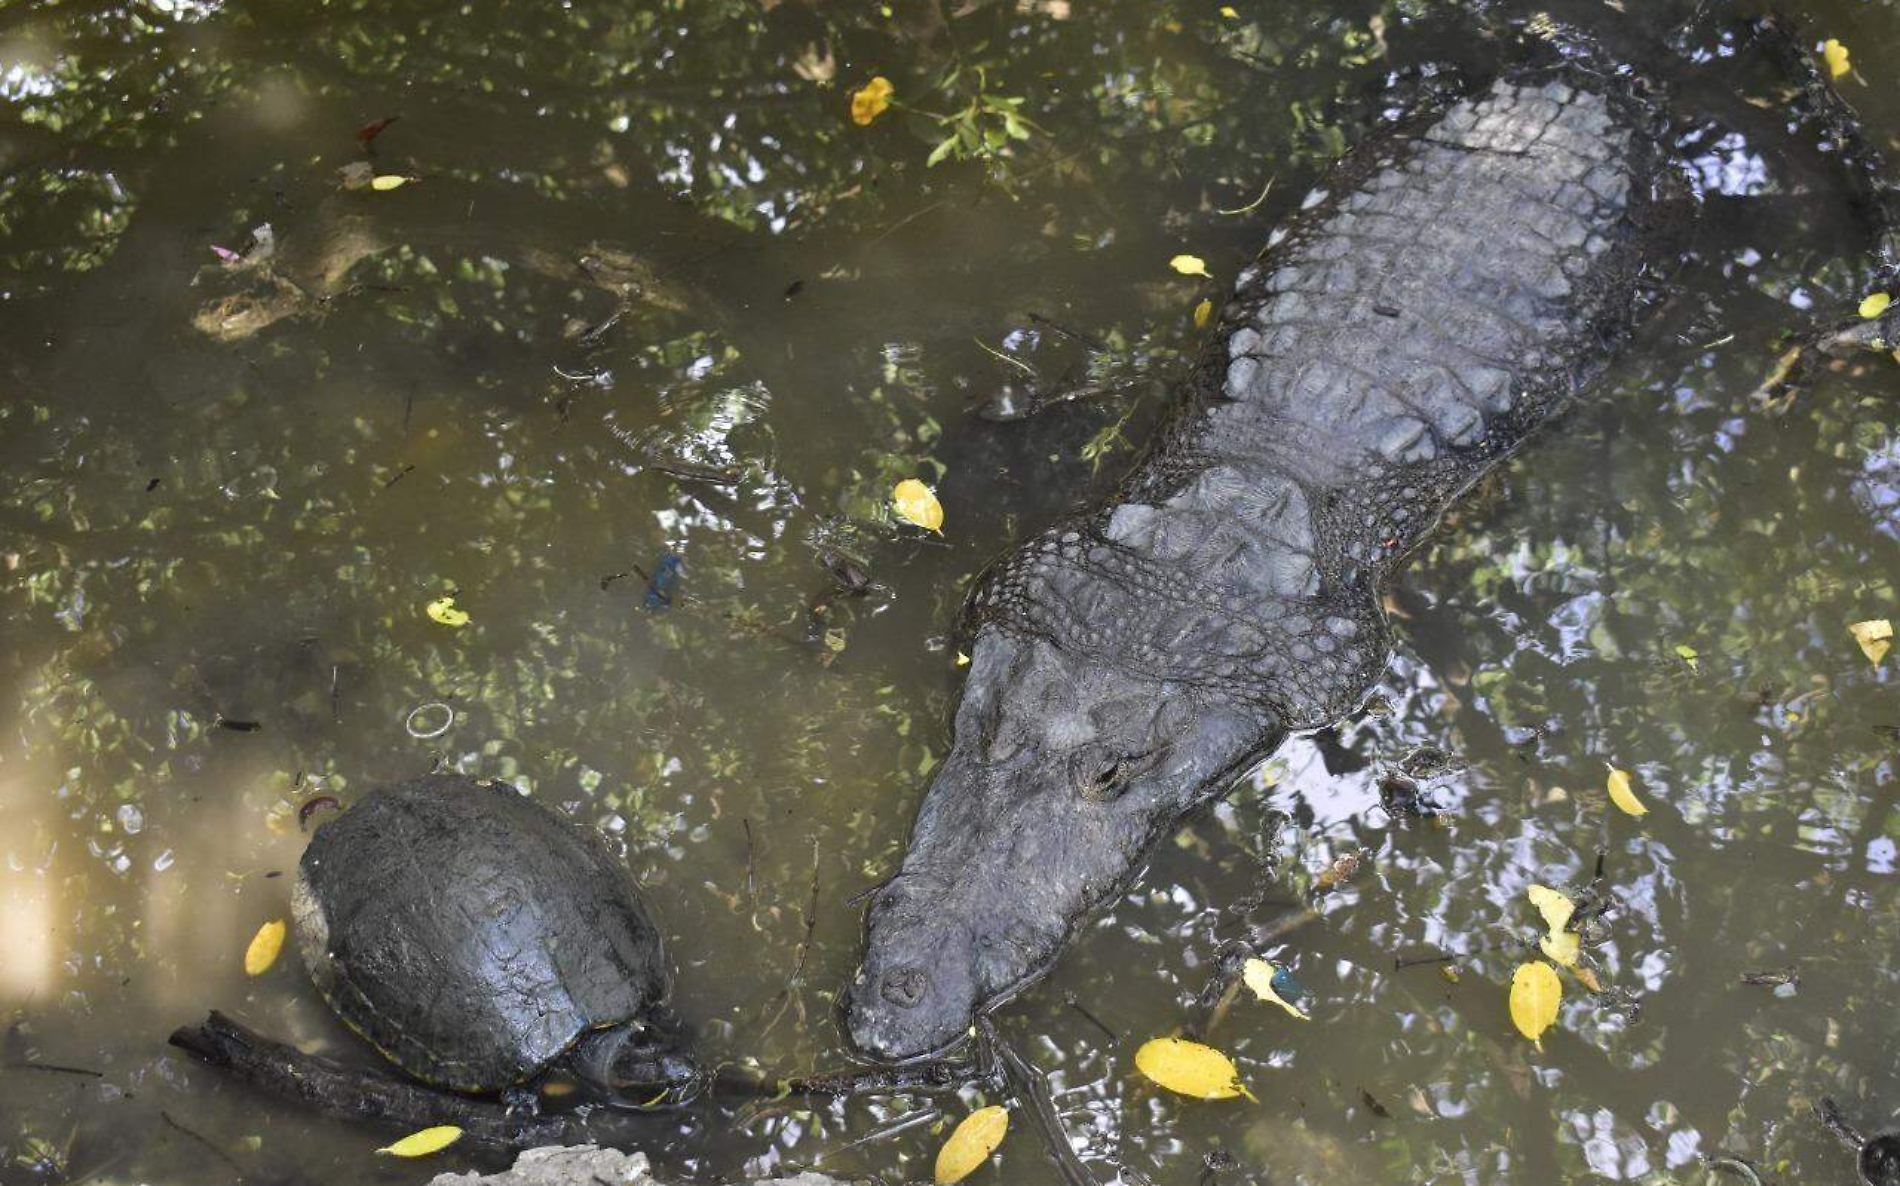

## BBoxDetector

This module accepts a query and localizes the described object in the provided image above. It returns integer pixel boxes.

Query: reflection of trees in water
[7,0,1900,1182]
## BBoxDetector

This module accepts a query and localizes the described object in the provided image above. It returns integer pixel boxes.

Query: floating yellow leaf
[1526,884,1575,935]
[1508,961,1561,1046]
[934,1105,1008,1185]
[1540,930,1581,968]
[377,1126,462,1157]
[1863,292,1893,320]
[1851,619,1892,666]
[243,919,286,976]
[1134,1037,1255,1100]
[1240,957,1308,1020]
[370,174,411,191]
[1219,5,1239,17]
[425,596,471,628]
[892,478,944,533]
[955,651,971,667]
[1526,885,1579,966]
[1823,38,1851,80]
[1169,254,1212,279]
[1674,643,1699,672]
[1193,298,1214,329]
[850,76,894,126]
[1572,965,1604,993]
[1605,765,1647,818]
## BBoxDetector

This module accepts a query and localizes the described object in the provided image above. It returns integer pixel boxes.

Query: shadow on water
[3,0,1900,1182]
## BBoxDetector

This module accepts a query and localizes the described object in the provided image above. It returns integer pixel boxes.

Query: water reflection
[5,0,1900,1182]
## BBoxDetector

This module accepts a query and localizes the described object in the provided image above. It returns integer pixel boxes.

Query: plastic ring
[405,702,454,739]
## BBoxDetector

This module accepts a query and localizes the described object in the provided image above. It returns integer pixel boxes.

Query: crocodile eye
[1070,747,1130,801]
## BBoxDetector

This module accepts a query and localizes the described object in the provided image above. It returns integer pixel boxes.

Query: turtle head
[568,1016,702,1108]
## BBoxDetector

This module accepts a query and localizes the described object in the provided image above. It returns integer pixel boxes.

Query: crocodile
[847,62,1687,1061]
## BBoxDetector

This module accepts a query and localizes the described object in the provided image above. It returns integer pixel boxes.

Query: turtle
[292,773,700,1108]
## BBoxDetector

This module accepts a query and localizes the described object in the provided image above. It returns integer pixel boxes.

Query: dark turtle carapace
[293,774,699,1107]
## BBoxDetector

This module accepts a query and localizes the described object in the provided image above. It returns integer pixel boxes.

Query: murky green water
[5,1,1900,1183]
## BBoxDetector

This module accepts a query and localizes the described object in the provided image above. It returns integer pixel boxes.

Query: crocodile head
[847,628,1272,1061]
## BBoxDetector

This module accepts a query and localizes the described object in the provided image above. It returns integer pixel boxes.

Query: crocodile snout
[847,878,980,1061]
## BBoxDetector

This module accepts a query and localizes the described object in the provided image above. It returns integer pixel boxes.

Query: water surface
[4,1,1900,1182]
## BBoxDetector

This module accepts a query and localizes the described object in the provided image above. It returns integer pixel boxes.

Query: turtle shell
[293,775,670,1092]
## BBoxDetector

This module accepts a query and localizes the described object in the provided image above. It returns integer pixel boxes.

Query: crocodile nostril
[880,967,929,1008]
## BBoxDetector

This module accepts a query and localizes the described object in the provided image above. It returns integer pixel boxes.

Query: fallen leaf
[377,1126,462,1157]
[370,174,412,191]
[1134,1037,1255,1100]
[934,1105,1008,1185]
[850,76,894,126]
[1169,254,1212,279]
[1863,292,1893,320]
[1219,5,1239,16]
[425,596,471,627]
[1526,884,1575,934]
[244,919,286,976]
[892,479,944,533]
[1850,619,1892,666]
[1674,643,1699,672]
[1572,965,1604,993]
[1508,961,1561,1046]
[1605,765,1647,818]
[955,651,971,667]
[1540,931,1581,968]
[1823,38,1851,80]
[1526,885,1578,966]
[357,116,399,145]
[1241,957,1309,1019]
[1193,298,1214,329]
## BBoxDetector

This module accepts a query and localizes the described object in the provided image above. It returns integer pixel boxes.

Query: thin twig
[3,1061,103,1077]
[760,842,822,1037]
[815,1107,944,1162]
[160,1111,244,1181]
[980,1019,1098,1186]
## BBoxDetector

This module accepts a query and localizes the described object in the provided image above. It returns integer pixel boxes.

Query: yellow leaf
[850,76,894,126]
[377,1126,463,1157]
[425,596,471,627]
[1169,254,1212,279]
[1508,961,1561,1045]
[1605,765,1647,818]
[1823,38,1851,80]
[1193,298,1214,328]
[1219,5,1239,17]
[1850,619,1892,665]
[1134,1037,1255,1100]
[1540,931,1581,968]
[370,174,411,191]
[1240,957,1308,1019]
[955,651,970,667]
[1572,965,1604,993]
[1862,292,1893,320]
[243,919,286,976]
[892,478,944,533]
[933,1105,1008,1185]
[1525,884,1575,935]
